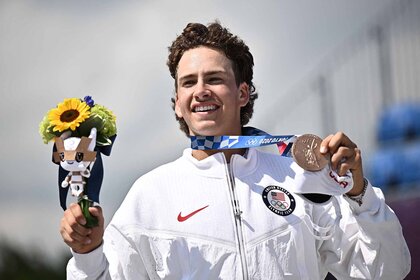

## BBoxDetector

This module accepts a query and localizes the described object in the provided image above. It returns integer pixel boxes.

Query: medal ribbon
[190,127,297,157]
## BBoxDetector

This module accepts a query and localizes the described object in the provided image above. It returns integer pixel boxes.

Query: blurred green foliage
[0,241,70,280]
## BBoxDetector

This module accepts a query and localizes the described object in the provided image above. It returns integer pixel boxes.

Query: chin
[188,120,241,136]
[190,127,223,137]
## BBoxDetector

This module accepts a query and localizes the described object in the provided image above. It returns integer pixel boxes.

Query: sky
[0,0,395,262]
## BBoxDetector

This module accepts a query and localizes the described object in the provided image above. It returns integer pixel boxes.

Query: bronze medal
[292,134,328,171]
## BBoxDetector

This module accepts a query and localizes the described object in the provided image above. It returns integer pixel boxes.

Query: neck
[192,148,246,163]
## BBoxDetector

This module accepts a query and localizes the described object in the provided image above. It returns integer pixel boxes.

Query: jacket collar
[181,148,259,178]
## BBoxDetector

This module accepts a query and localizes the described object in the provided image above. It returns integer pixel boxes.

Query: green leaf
[78,115,105,137]
[96,134,112,146]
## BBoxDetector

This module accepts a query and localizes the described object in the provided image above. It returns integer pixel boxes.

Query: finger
[336,158,355,176]
[326,132,357,155]
[62,217,92,242]
[350,147,363,174]
[69,203,87,225]
[61,213,92,243]
[89,206,104,227]
[60,219,92,250]
[61,230,82,250]
[353,148,362,168]
[63,207,92,236]
[62,224,92,246]
[320,134,334,154]
[330,146,356,173]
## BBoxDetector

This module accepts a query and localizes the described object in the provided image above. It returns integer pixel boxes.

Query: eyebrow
[178,70,227,82]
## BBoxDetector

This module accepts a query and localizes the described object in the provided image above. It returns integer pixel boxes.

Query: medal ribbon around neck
[190,127,297,158]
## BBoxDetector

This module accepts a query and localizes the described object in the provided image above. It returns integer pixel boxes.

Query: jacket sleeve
[320,181,411,279]
[66,243,110,280]
[66,223,150,280]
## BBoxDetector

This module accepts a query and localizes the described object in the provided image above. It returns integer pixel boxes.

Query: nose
[193,80,211,101]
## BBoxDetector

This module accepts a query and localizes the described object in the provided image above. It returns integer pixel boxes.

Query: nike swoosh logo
[177,205,209,222]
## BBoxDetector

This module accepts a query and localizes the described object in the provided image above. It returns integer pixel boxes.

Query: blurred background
[0,0,418,279]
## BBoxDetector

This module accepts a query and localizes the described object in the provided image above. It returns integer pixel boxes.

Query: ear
[55,137,65,152]
[238,82,250,107]
[88,127,97,151]
[174,94,183,118]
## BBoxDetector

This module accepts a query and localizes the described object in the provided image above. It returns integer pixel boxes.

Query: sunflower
[48,98,91,132]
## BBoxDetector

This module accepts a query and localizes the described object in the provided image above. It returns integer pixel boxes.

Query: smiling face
[59,137,90,172]
[175,47,249,136]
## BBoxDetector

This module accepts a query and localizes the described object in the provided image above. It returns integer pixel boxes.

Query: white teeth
[195,105,217,112]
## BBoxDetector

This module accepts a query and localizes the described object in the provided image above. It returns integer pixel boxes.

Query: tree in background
[0,241,70,280]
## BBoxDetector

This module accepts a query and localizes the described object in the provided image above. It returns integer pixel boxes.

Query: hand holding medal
[39,96,116,228]
[318,132,365,196]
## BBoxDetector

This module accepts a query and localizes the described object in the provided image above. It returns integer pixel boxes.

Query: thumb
[89,206,104,226]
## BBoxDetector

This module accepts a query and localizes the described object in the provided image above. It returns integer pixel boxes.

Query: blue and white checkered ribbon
[190,127,296,157]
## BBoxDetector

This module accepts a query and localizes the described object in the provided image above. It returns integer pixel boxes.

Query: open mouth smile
[192,105,219,112]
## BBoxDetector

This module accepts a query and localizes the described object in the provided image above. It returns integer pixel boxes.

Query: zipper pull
[235,209,243,217]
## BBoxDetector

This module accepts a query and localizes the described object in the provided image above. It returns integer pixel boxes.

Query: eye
[182,79,196,88]
[75,152,84,162]
[207,77,223,85]
[59,152,65,162]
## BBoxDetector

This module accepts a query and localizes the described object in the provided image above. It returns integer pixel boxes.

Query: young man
[61,22,411,279]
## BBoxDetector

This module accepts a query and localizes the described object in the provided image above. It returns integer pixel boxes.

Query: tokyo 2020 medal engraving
[292,134,328,171]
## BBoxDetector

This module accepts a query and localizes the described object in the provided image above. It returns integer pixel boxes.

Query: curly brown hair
[167,21,258,136]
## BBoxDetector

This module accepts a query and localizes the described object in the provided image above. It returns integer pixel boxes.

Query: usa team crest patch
[262,185,296,216]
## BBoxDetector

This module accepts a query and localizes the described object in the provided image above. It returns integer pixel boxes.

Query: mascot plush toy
[54,128,97,197]
[40,96,116,227]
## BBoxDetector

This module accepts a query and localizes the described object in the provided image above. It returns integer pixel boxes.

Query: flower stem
[78,195,98,228]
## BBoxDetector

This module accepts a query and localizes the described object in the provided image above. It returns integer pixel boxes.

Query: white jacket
[67,148,411,279]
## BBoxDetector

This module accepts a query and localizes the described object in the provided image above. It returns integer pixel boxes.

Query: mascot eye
[59,152,65,162]
[75,152,84,162]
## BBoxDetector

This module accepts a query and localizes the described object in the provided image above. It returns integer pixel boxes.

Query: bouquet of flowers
[39,96,116,227]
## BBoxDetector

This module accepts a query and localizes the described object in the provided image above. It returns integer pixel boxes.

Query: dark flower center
[60,109,80,122]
